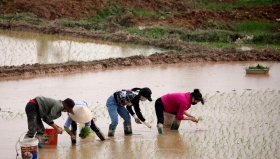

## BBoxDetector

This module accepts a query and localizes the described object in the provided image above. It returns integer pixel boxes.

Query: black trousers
[155,98,165,124]
[70,119,100,133]
[25,102,45,137]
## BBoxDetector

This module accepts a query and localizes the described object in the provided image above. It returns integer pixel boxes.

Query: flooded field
[0,61,279,159]
[0,29,166,66]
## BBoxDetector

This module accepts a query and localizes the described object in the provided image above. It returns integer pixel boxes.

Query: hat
[69,105,93,123]
[140,87,152,101]
[62,98,75,115]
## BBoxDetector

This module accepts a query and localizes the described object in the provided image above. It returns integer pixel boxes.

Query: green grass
[86,3,126,23]
[131,8,152,17]
[0,12,42,22]
[192,0,280,10]
[233,21,280,33]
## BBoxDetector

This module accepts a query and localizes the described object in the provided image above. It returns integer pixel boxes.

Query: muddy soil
[0,0,279,77]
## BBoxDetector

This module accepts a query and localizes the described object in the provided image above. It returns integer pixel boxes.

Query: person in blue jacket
[64,100,105,143]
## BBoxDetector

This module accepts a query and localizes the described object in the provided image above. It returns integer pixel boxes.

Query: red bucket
[43,128,57,145]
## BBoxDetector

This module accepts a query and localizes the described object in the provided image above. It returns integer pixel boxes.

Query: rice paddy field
[0,71,279,158]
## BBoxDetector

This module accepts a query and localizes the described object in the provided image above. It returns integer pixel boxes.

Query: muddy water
[0,61,279,159]
[0,30,165,66]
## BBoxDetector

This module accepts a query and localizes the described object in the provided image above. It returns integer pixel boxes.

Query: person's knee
[123,116,131,123]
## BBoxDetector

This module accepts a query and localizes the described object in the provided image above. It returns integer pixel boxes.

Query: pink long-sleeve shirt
[161,92,191,120]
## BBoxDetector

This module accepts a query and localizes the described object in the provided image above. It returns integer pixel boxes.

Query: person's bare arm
[50,123,63,134]
[184,111,194,118]
[64,127,75,140]
[183,116,198,122]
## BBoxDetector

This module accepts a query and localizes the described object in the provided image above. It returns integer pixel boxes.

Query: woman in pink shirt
[155,89,204,134]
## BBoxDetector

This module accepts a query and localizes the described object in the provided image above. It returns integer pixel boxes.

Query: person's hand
[191,117,198,123]
[143,121,152,128]
[135,118,142,124]
[55,124,63,134]
[56,127,63,134]
[133,114,142,124]
[70,134,76,140]
[79,134,86,139]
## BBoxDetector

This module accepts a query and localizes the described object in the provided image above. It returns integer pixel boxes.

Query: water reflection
[0,30,166,66]
[156,131,189,159]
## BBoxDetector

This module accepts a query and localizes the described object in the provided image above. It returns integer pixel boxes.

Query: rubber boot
[170,119,181,130]
[157,123,164,134]
[94,128,105,140]
[123,122,132,135]
[108,124,116,137]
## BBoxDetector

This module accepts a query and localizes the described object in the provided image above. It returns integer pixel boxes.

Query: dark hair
[190,89,204,105]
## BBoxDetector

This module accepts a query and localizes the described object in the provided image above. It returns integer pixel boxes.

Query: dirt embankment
[0,47,279,77]
[0,0,279,77]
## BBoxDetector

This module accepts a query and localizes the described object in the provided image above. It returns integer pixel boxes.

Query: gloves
[143,121,152,128]
[133,114,142,124]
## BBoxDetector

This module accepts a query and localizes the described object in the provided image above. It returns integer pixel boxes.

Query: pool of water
[0,29,166,66]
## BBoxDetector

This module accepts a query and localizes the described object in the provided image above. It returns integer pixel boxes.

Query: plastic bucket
[43,128,57,145]
[19,138,38,159]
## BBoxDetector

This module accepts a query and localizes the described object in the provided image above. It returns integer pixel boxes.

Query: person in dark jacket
[24,96,75,141]
[106,87,152,136]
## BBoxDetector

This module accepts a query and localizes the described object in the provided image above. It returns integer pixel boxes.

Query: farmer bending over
[64,100,105,143]
[25,96,75,141]
[155,89,204,134]
[106,87,153,137]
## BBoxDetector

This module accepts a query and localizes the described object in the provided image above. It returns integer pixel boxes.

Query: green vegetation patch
[248,64,270,69]
[233,21,280,33]
[0,12,42,22]
[86,3,126,23]
[180,30,241,43]
[195,0,280,10]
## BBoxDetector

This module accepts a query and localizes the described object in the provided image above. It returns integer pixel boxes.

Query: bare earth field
[0,0,279,77]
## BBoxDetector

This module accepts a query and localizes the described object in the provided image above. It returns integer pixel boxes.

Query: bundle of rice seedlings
[79,127,91,138]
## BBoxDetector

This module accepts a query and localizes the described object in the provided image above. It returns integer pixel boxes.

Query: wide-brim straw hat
[69,105,93,123]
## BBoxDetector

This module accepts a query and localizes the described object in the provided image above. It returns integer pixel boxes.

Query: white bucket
[19,138,38,159]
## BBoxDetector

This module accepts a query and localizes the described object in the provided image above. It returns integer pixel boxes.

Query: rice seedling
[247,64,270,69]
